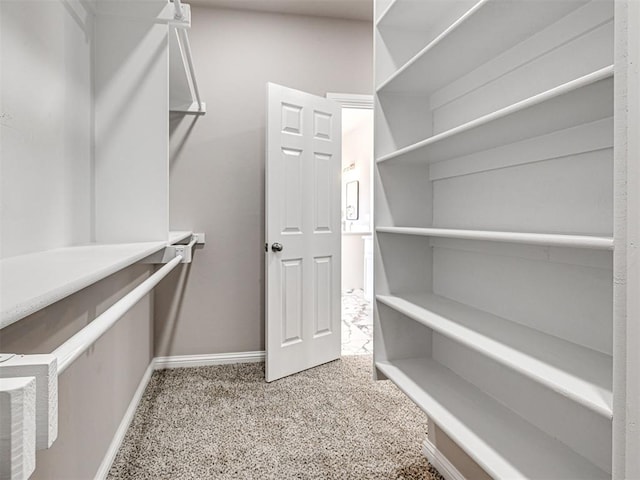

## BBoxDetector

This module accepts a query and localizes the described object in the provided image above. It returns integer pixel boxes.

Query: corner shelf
[377,66,613,165]
[377,0,588,93]
[376,227,614,250]
[376,358,609,479]
[0,232,192,329]
[377,293,612,418]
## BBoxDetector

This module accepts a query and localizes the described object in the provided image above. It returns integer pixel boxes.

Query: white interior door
[265,83,342,382]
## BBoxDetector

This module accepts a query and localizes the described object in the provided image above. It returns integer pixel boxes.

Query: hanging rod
[52,255,183,375]
[172,0,205,114]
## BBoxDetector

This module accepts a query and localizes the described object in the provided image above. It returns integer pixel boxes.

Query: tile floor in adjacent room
[341,288,373,355]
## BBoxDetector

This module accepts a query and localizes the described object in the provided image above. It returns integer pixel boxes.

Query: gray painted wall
[0,265,154,480]
[155,7,373,356]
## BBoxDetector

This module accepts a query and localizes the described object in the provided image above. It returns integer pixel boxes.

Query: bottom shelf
[376,358,609,480]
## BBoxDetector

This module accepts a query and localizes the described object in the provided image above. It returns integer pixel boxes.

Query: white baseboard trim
[94,351,265,479]
[422,438,466,480]
[153,351,265,369]
[94,361,154,480]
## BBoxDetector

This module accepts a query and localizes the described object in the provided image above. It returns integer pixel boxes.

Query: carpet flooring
[108,356,444,479]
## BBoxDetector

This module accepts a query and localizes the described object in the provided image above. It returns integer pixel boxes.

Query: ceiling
[188,0,373,22]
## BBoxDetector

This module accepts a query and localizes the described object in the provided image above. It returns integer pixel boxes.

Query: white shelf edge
[376,227,614,250]
[376,358,609,480]
[374,0,399,27]
[168,231,193,244]
[0,235,192,329]
[376,65,614,164]
[169,101,206,115]
[376,0,488,91]
[376,293,613,418]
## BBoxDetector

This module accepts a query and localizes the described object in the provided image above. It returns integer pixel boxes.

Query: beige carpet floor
[107,356,444,479]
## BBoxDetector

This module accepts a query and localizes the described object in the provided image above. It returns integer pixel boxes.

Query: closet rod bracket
[142,233,204,265]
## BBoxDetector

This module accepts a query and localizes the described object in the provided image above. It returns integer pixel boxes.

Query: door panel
[266,83,341,382]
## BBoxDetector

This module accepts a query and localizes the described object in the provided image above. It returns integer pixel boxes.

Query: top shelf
[377,66,613,165]
[376,0,589,93]
[0,232,192,329]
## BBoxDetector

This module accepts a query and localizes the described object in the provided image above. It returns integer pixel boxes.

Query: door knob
[271,242,283,252]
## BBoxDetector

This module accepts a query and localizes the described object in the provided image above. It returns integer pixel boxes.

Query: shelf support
[142,233,205,264]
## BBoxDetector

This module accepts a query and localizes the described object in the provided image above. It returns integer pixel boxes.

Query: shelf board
[0,233,193,329]
[376,227,614,250]
[376,358,609,479]
[377,293,612,418]
[376,0,474,32]
[376,0,587,93]
[377,66,613,165]
[168,231,193,244]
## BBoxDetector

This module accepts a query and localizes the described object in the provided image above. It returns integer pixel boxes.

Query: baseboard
[94,361,155,480]
[422,438,466,480]
[94,351,265,479]
[153,351,265,369]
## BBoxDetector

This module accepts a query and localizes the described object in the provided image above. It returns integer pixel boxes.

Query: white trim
[153,351,266,369]
[326,92,373,109]
[422,438,467,480]
[94,351,265,479]
[94,362,155,480]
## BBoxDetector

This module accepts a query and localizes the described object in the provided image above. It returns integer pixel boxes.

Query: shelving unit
[376,293,612,418]
[377,67,613,165]
[373,0,624,477]
[1,1,205,327]
[376,358,609,479]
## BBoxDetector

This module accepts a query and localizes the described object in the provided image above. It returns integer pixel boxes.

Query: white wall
[0,0,93,258]
[155,7,373,356]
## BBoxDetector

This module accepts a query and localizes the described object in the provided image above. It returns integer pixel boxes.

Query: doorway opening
[328,94,374,356]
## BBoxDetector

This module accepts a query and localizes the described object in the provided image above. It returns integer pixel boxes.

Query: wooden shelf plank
[168,231,193,244]
[377,293,613,418]
[377,67,613,165]
[0,242,169,329]
[377,0,588,93]
[376,358,609,479]
[376,227,614,250]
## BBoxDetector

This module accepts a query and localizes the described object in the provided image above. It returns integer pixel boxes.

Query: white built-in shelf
[376,227,614,250]
[377,66,613,165]
[376,0,470,32]
[377,293,612,418]
[0,232,193,329]
[169,22,206,115]
[377,0,586,93]
[168,230,193,244]
[376,358,609,479]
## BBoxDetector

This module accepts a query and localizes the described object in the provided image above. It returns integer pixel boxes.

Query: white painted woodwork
[376,358,608,479]
[374,0,620,477]
[421,437,466,480]
[0,355,57,450]
[52,255,182,375]
[376,227,613,250]
[377,293,612,418]
[612,1,640,477]
[0,0,92,259]
[265,83,341,382]
[0,377,36,480]
[378,0,607,94]
[378,67,613,165]
[0,242,165,328]
[169,26,194,112]
[94,4,169,244]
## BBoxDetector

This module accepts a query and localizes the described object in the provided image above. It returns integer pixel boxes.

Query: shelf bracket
[142,233,205,265]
